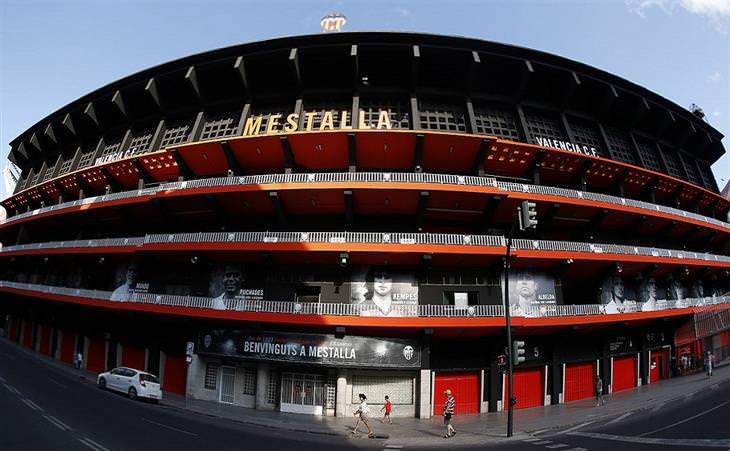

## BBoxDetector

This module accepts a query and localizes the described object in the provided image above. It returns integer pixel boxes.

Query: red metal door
[612,355,636,392]
[22,322,33,347]
[122,346,146,370]
[433,372,480,415]
[650,350,669,382]
[504,367,543,409]
[39,326,51,355]
[163,354,187,395]
[60,331,75,364]
[564,362,595,402]
[8,318,18,342]
[87,338,106,373]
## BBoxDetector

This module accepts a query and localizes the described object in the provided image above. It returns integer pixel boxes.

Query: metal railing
[3,172,728,231]
[2,231,729,264]
[2,280,728,319]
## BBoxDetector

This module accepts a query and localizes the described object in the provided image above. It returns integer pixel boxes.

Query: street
[1,337,729,451]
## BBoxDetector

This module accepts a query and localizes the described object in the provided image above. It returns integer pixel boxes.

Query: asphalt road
[0,339,378,451]
[2,337,728,451]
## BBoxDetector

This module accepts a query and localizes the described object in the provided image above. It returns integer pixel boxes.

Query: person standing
[76,351,84,370]
[595,376,605,406]
[443,389,456,438]
[706,351,714,377]
[352,393,374,437]
[380,395,392,424]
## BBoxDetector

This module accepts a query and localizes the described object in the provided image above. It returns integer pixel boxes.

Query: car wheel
[98,378,106,389]
[128,387,137,400]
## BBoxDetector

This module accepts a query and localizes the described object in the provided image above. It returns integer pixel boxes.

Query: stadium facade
[1,33,729,417]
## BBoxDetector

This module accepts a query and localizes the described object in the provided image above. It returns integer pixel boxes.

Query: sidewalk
[6,338,729,448]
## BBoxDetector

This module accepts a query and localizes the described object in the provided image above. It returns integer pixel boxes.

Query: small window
[242,367,256,395]
[295,285,320,303]
[111,368,123,375]
[141,373,159,383]
[204,363,219,390]
[444,291,479,307]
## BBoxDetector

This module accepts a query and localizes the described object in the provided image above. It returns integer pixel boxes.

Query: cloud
[712,110,722,117]
[391,6,411,17]
[626,0,730,33]
[708,71,723,81]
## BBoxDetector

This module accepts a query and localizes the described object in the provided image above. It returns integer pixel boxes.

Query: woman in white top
[352,393,374,437]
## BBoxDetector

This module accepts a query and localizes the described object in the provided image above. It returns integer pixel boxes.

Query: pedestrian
[706,351,714,377]
[595,376,605,406]
[380,395,392,424]
[76,351,83,370]
[443,389,456,438]
[352,393,374,437]
[72,352,79,369]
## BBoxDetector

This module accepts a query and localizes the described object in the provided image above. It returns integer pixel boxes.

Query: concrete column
[418,369,431,419]
[335,369,348,417]
[255,364,274,410]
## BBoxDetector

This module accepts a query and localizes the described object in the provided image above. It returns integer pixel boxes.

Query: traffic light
[512,340,526,366]
[519,200,538,230]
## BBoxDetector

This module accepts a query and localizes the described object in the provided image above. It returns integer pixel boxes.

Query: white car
[97,367,162,402]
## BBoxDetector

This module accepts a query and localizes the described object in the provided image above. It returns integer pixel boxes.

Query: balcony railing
[1,280,727,319]
[3,172,728,231]
[2,231,729,264]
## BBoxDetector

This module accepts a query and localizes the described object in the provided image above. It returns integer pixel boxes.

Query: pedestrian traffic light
[512,340,526,366]
[519,200,538,230]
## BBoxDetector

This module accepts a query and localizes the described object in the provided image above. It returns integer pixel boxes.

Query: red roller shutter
[60,331,75,364]
[122,346,146,370]
[87,338,106,373]
[564,362,595,402]
[505,367,543,409]
[22,322,33,347]
[612,355,636,392]
[39,326,51,355]
[433,372,480,415]
[163,355,187,395]
[8,318,18,342]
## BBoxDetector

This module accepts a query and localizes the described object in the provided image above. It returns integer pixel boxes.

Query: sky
[1,0,729,200]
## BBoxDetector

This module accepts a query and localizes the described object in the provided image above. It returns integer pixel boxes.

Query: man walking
[443,389,456,438]
[595,376,605,406]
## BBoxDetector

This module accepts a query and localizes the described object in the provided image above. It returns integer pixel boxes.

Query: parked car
[97,367,162,402]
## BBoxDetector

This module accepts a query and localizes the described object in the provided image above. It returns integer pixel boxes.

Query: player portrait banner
[208,264,265,310]
[507,269,557,316]
[348,266,419,317]
[197,330,421,368]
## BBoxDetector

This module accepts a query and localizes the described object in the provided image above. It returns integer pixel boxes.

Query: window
[296,285,320,303]
[697,162,716,190]
[242,367,256,395]
[204,363,219,390]
[360,98,410,129]
[635,138,663,172]
[43,164,56,181]
[681,155,701,185]
[58,158,74,176]
[141,373,159,384]
[128,132,154,155]
[660,147,684,178]
[524,110,565,142]
[99,141,122,160]
[201,113,239,140]
[568,119,606,157]
[604,126,636,164]
[302,99,351,130]
[473,104,520,140]
[352,374,413,404]
[160,125,191,148]
[444,291,479,307]
[419,100,467,132]
[77,151,96,169]
[267,370,279,404]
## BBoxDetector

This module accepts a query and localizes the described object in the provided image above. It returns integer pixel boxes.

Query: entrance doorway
[219,366,236,404]
[280,373,324,415]
[650,349,669,383]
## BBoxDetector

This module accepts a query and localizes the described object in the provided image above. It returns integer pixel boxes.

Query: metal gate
[219,366,236,404]
[280,373,324,415]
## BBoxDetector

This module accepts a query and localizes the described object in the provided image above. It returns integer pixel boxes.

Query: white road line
[21,398,44,411]
[0,375,5,382]
[141,418,198,436]
[3,383,20,395]
[562,448,588,451]
[709,384,719,390]
[560,421,595,434]
[523,437,542,442]
[533,440,553,445]
[651,402,665,412]
[47,377,68,389]
[546,445,569,449]
[638,399,730,437]
[78,438,111,451]
[606,412,632,425]
[43,414,70,431]
[569,431,730,448]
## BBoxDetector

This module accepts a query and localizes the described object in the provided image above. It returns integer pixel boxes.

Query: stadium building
[1,33,729,417]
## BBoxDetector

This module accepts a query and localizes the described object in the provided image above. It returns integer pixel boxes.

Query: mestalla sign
[196,330,421,368]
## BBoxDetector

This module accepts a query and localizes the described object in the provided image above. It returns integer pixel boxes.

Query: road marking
[43,414,71,431]
[3,383,20,395]
[546,444,569,449]
[562,448,587,451]
[639,399,730,437]
[47,377,68,389]
[533,441,553,445]
[651,402,665,412]
[141,418,198,436]
[684,393,694,401]
[382,446,404,450]
[523,437,542,442]
[21,398,44,411]
[560,421,595,434]
[0,375,5,382]
[710,384,719,390]
[78,438,111,451]
[606,412,632,425]
[569,431,730,448]
[532,428,551,435]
